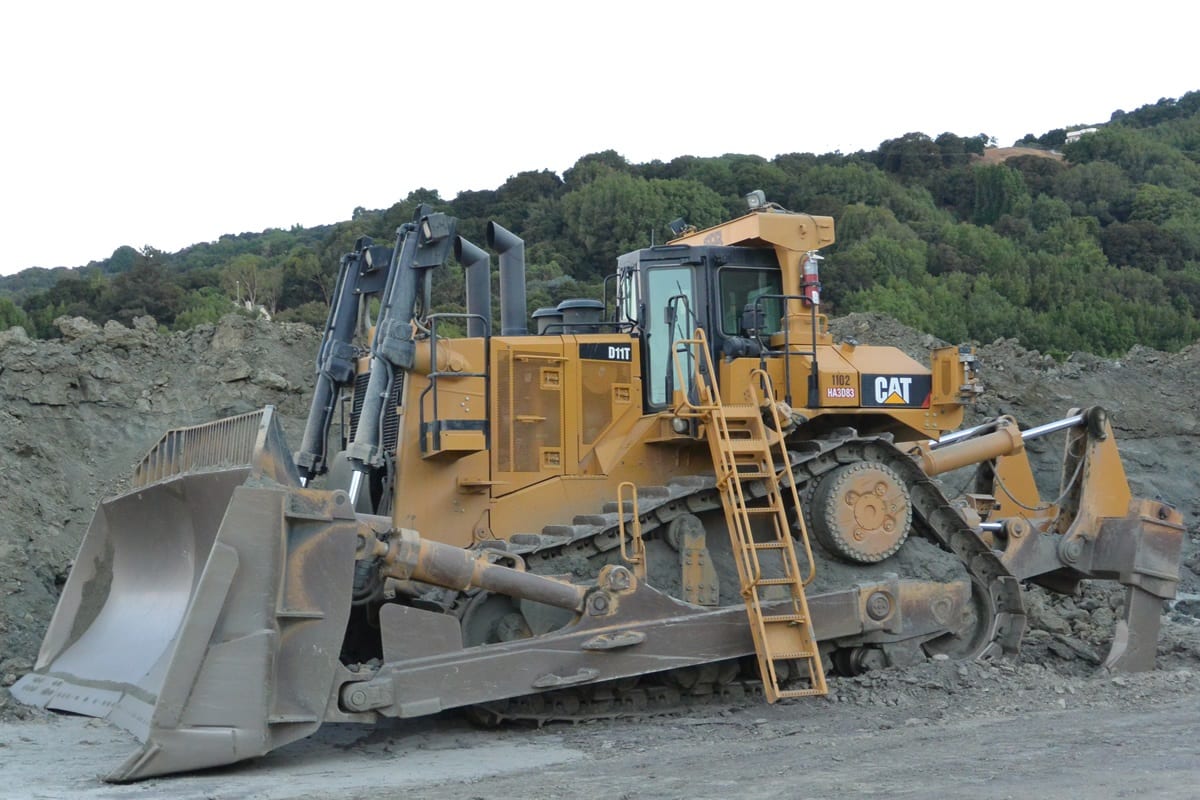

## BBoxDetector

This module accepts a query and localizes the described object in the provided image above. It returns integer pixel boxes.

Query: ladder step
[719,473,771,485]
[724,440,769,453]
[732,470,771,479]
[770,650,817,660]
[777,688,825,699]
[754,578,797,586]
[752,541,789,549]
[745,507,784,516]
[762,613,808,624]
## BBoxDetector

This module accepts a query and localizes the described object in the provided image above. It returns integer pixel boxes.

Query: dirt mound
[1,312,1197,723]
[0,315,320,718]
[831,312,1200,545]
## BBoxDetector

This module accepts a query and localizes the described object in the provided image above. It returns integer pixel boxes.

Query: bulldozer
[13,193,1184,781]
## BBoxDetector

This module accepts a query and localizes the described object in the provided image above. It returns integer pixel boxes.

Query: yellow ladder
[672,330,827,702]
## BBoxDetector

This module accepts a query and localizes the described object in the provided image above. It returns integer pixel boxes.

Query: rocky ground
[0,312,1197,797]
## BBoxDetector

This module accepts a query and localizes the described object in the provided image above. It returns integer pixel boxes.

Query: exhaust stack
[454,236,492,338]
[487,221,527,335]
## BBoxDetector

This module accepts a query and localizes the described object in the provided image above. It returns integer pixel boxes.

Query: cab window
[646,266,694,406]
[719,267,783,335]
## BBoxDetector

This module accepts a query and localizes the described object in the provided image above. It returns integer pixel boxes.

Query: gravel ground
[2,662,1196,799]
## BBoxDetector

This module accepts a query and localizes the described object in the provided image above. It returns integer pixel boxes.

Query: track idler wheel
[810,461,912,563]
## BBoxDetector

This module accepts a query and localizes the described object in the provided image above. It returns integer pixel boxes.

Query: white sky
[1,0,1196,276]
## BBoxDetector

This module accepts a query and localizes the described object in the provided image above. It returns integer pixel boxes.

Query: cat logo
[875,376,912,405]
[861,374,932,408]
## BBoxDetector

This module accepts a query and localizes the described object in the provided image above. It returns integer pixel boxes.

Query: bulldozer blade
[11,408,358,781]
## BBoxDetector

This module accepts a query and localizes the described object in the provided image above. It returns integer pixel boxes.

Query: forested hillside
[3,91,1199,357]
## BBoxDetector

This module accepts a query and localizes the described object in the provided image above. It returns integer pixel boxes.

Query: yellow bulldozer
[13,195,1184,781]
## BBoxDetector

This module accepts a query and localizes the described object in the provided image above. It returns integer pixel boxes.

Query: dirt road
[3,661,1196,800]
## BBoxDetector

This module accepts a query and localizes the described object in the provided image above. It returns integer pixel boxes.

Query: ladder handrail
[670,330,763,586]
[669,337,720,415]
[670,328,827,702]
[748,368,818,587]
[616,481,647,580]
[417,312,491,453]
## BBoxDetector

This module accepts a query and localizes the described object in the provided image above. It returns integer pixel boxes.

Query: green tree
[107,245,139,274]
[1003,154,1067,198]
[0,296,29,331]
[1100,220,1184,270]
[278,247,331,308]
[972,164,1030,225]
[560,173,725,278]
[1129,184,1200,226]
[877,132,942,181]
[100,251,185,325]
[562,150,632,188]
[220,253,280,311]
[275,301,330,328]
[174,287,237,329]
[1052,161,1133,224]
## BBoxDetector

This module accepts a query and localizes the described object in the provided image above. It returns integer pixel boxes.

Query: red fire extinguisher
[802,251,823,306]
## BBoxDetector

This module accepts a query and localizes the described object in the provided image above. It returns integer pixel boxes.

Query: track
[449,430,1027,724]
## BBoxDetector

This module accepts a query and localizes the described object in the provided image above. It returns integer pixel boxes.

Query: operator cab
[616,243,784,411]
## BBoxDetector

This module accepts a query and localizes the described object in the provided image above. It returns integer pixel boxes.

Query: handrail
[670,329,764,586]
[616,481,646,579]
[749,293,822,408]
[417,313,491,453]
[669,328,720,417]
[750,367,817,586]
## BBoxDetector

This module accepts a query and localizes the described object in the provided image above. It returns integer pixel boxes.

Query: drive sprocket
[810,460,912,563]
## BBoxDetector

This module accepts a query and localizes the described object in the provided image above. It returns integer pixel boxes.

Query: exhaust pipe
[487,221,527,335]
[454,235,492,338]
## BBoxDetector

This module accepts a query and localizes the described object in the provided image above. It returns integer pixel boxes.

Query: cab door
[643,263,697,409]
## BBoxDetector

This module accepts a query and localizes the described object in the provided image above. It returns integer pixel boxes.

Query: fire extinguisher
[802,251,823,306]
